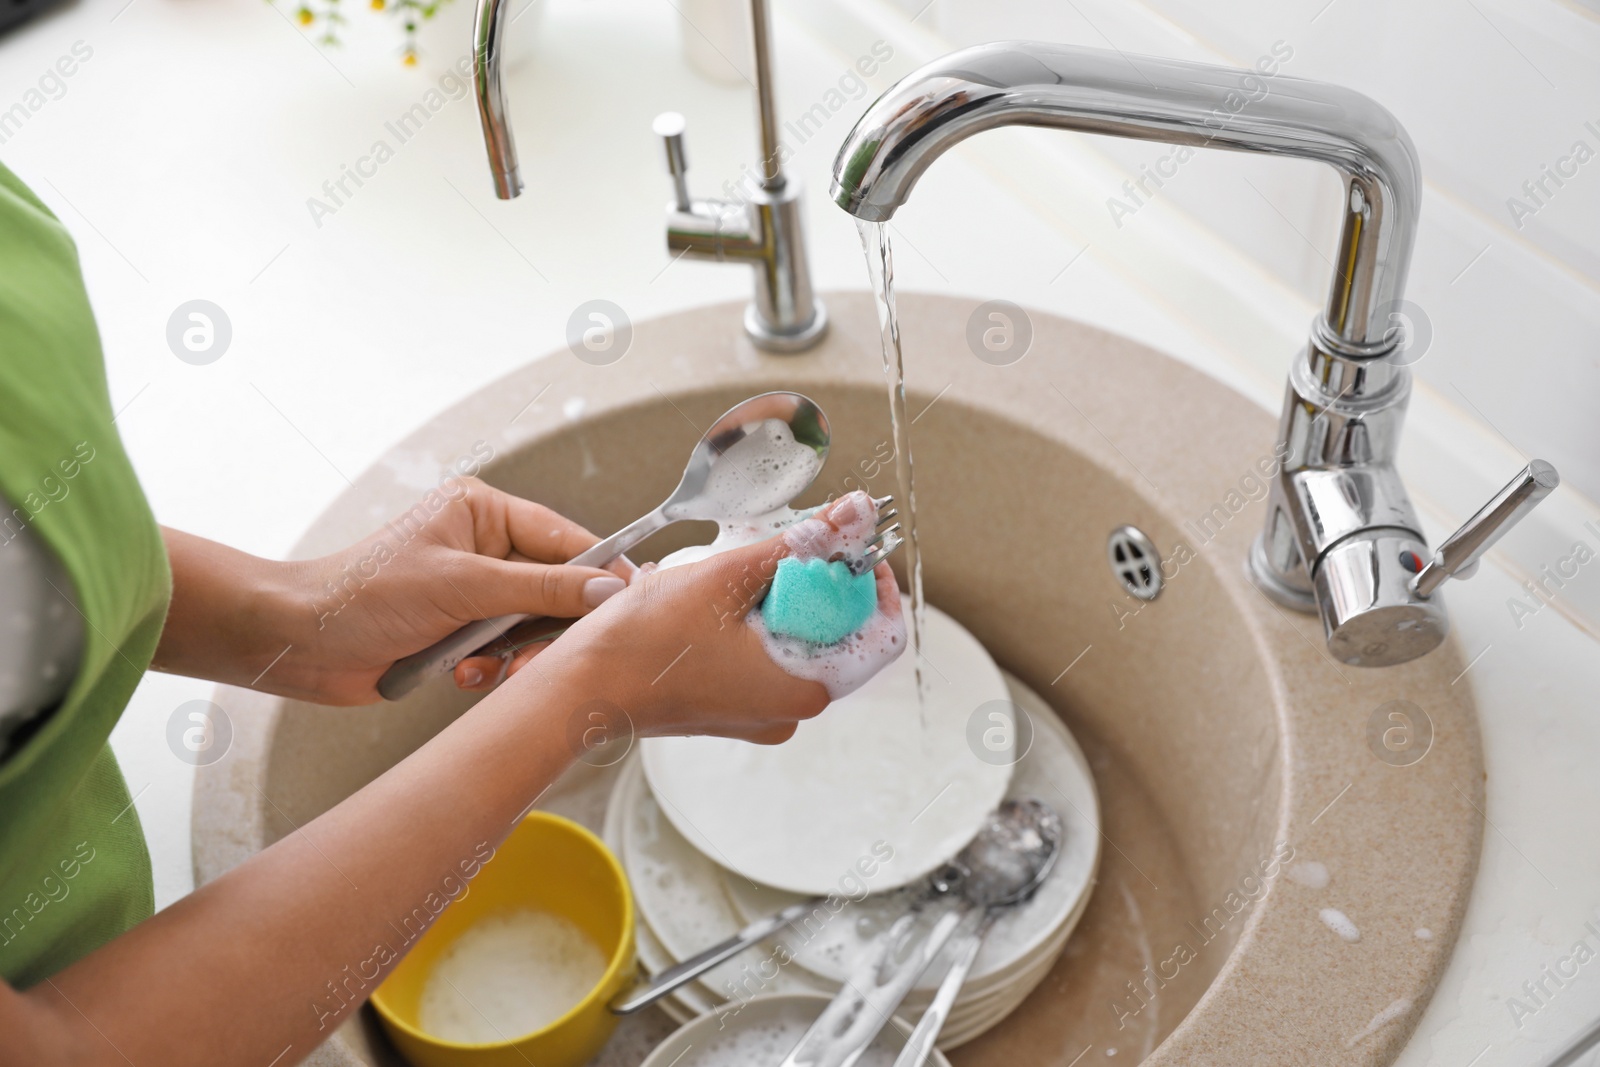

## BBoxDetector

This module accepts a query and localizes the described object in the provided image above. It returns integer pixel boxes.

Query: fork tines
[858,530,905,574]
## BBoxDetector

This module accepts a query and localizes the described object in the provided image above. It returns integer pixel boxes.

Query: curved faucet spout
[469,0,824,348]
[829,40,1561,669]
[829,41,1419,356]
[474,0,521,199]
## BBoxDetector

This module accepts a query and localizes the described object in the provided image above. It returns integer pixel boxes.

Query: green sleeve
[0,159,172,987]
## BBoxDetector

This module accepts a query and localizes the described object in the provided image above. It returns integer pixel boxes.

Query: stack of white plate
[603,604,1101,1050]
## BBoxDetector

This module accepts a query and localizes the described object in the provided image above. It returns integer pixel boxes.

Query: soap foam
[749,609,904,700]
[1344,997,1413,1048]
[668,418,824,523]
[1319,907,1361,942]
[779,488,880,561]
[659,489,907,699]
[750,491,906,698]
[1285,860,1330,890]
[418,909,606,1044]
[656,506,811,570]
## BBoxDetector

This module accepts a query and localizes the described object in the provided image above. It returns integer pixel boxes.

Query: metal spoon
[891,798,1063,1067]
[377,391,831,700]
[779,798,1063,1067]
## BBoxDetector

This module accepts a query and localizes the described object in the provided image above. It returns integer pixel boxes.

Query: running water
[857,219,927,705]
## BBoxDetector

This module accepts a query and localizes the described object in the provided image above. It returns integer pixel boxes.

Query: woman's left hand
[156,479,634,705]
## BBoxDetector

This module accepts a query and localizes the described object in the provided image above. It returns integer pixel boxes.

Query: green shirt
[0,160,171,987]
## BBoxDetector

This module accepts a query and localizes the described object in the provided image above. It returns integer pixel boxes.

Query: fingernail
[461,666,483,687]
[583,575,627,608]
[637,561,660,577]
[823,490,866,524]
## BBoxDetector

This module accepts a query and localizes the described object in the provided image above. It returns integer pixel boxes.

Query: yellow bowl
[371,811,636,1067]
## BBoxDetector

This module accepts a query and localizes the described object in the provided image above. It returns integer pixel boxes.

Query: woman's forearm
[1,659,587,1067]
[153,527,310,689]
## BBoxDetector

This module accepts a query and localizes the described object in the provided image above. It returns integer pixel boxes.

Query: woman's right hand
[508,493,904,746]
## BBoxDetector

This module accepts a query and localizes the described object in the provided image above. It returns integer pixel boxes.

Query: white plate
[641,600,1014,895]
[619,755,827,1003]
[639,993,952,1067]
[615,752,1037,1023]
[721,671,1101,993]
[603,763,720,1022]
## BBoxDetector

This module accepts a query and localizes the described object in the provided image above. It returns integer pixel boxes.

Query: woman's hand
[156,479,635,705]
[157,483,903,738]
[495,493,905,746]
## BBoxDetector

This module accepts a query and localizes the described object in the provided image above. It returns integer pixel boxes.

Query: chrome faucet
[471,0,826,351]
[830,41,1558,667]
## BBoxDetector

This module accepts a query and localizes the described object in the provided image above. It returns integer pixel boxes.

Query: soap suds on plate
[1286,861,1330,889]
[419,909,606,1044]
[1319,907,1361,942]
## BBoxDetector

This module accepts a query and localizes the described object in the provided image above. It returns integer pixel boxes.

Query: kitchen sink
[194,292,1482,1065]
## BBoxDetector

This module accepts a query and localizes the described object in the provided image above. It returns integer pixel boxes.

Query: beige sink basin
[193,292,1483,1066]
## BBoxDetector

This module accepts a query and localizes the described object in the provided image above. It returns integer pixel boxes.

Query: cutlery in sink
[778,799,1063,1067]
[892,799,1063,1067]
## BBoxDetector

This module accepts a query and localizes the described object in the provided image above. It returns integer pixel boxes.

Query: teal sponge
[763,556,878,644]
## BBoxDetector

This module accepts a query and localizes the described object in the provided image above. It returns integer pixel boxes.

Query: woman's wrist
[154,529,311,687]
[458,648,601,783]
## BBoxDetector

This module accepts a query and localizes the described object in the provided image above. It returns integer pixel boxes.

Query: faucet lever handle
[1412,460,1560,597]
[653,111,692,212]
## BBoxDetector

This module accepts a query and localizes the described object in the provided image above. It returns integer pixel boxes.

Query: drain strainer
[1107,525,1162,601]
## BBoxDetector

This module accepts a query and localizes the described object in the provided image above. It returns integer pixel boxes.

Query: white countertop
[2,0,1598,1062]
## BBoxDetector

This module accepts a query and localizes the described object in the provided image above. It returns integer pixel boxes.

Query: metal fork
[855,494,903,575]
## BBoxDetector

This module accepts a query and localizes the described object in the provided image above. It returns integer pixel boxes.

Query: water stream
[856,219,927,706]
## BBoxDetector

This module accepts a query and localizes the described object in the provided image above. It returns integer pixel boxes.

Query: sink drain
[1107,525,1162,601]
